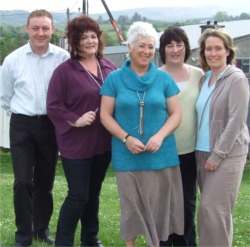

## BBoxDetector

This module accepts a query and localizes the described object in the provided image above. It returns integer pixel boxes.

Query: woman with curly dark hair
[47,15,117,247]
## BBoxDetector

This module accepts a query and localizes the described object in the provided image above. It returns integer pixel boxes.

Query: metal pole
[82,0,88,14]
[100,0,125,44]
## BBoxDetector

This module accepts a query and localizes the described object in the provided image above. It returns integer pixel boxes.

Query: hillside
[0,10,71,27]
[0,6,234,26]
[91,6,219,21]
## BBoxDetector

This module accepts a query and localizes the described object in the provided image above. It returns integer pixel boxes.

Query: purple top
[47,58,117,159]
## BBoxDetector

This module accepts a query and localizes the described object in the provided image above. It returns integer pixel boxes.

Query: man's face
[26,16,54,51]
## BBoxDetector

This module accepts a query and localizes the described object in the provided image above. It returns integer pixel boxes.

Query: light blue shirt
[0,42,69,116]
[196,75,216,151]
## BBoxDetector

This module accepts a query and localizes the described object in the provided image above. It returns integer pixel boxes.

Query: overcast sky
[1,0,249,15]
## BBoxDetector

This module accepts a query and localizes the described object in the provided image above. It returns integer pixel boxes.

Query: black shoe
[95,242,104,247]
[82,239,104,247]
[34,233,55,245]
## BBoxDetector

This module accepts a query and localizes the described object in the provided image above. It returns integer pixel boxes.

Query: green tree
[14,32,27,48]
[131,12,142,22]
[239,12,250,20]
[103,31,118,46]
[0,35,16,64]
[0,24,18,38]
[50,33,60,46]
[117,15,130,25]
[97,15,105,24]
[214,11,230,22]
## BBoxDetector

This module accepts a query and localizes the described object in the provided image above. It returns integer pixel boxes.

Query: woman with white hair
[100,22,185,247]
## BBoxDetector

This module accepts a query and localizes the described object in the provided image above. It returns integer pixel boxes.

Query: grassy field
[0,151,249,247]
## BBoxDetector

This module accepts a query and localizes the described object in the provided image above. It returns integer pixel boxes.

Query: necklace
[134,91,146,138]
[80,60,104,89]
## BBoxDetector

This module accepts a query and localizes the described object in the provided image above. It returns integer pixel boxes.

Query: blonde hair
[27,9,53,25]
[198,28,236,71]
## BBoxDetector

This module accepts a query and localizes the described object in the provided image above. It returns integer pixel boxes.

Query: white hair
[126,21,158,49]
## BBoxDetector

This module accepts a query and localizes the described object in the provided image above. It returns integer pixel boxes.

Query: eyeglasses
[166,43,185,52]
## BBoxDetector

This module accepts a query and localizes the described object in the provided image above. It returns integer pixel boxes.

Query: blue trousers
[55,152,111,246]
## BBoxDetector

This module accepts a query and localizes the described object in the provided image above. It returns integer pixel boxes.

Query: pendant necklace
[135,91,146,138]
[80,60,104,89]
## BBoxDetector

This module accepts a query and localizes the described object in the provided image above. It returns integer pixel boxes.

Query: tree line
[1,11,249,64]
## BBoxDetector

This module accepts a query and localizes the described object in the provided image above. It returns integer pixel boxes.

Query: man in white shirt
[0,9,69,247]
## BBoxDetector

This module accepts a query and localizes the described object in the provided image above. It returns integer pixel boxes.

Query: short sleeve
[100,72,117,98]
[164,73,180,98]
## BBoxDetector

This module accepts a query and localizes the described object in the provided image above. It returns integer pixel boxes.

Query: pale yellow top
[174,66,204,154]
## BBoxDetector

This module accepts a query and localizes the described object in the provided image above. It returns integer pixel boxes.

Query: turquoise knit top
[100,59,180,171]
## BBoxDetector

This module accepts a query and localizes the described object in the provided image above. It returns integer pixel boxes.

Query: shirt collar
[26,41,53,57]
[98,58,113,70]
[205,64,231,80]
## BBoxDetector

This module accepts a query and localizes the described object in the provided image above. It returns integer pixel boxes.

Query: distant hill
[91,6,219,21]
[0,10,70,27]
[0,6,247,26]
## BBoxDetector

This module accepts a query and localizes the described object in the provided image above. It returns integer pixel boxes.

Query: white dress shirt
[0,42,69,116]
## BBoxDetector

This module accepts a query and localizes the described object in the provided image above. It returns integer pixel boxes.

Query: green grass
[0,151,249,247]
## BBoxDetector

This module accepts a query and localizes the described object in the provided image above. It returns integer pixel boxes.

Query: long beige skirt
[115,166,184,247]
[196,151,246,246]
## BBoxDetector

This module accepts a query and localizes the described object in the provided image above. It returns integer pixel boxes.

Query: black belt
[13,113,48,119]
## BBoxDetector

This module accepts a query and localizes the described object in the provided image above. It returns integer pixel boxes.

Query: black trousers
[55,152,111,247]
[180,152,197,246]
[10,114,58,246]
[160,152,197,247]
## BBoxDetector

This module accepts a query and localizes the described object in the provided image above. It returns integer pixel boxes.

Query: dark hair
[198,28,236,71]
[66,15,104,60]
[159,26,191,63]
[27,9,53,25]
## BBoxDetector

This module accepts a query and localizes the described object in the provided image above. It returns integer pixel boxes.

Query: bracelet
[122,134,130,144]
